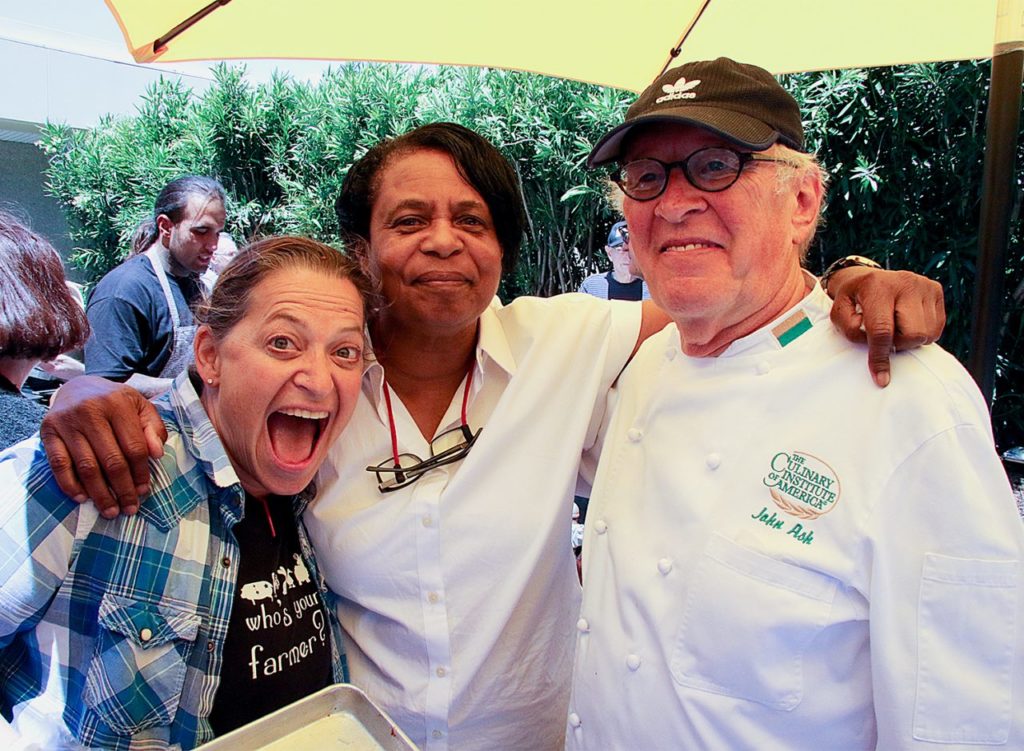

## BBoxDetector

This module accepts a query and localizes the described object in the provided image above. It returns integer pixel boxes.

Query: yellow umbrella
[103,0,1023,400]
[106,0,998,92]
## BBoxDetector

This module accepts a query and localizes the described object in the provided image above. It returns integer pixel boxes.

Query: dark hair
[0,212,90,360]
[136,175,226,250]
[194,235,376,341]
[128,217,157,257]
[335,122,526,276]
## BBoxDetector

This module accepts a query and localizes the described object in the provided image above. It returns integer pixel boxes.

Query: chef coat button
[626,654,641,671]
[568,713,582,728]
[436,667,447,678]
[432,730,443,740]
[576,618,590,633]
[422,515,433,528]
[139,627,153,643]
[627,428,643,443]
[657,558,673,575]
[428,592,440,604]
[594,520,608,535]
[756,360,771,375]
[706,453,722,470]
[665,348,676,361]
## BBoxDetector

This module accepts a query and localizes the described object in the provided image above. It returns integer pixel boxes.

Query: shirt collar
[716,271,832,359]
[137,373,242,530]
[362,296,517,417]
[166,371,242,488]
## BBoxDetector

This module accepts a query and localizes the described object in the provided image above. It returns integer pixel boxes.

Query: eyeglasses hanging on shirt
[366,366,481,493]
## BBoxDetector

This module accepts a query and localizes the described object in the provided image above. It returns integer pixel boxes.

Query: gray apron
[145,247,197,379]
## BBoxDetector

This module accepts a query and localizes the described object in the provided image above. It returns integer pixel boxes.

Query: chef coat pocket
[913,554,1018,744]
[670,534,836,710]
[84,593,201,734]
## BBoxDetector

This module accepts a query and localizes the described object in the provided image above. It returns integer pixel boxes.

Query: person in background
[201,231,241,290]
[567,56,1024,750]
[0,211,90,450]
[578,220,650,301]
[38,122,945,750]
[0,236,370,750]
[84,176,227,398]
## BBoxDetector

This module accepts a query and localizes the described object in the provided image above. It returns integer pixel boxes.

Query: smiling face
[159,194,227,274]
[367,149,503,341]
[622,123,821,354]
[194,267,365,499]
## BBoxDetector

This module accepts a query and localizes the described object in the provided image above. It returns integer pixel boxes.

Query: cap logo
[655,76,701,104]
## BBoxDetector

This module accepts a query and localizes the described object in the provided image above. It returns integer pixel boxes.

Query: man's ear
[791,171,824,245]
[193,326,220,385]
[156,214,175,246]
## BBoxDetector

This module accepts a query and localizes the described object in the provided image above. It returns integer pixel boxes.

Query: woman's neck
[0,357,39,390]
[371,318,478,440]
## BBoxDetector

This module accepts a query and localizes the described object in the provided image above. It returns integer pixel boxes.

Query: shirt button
[657,558,673,575]
[436,667,447,678]
[428,592,440,604]
[593,520,608,535]
[422,516,433,528]
[139,627,153,642]
[576,618,590,633]
[626,654,641,671]
[221,556,231,568]
[206,641,215,652]
[706,453,722,470]
[756,360,771,375]
[432,730,443,740]
[568,713,582,729]
[627,428,643,443]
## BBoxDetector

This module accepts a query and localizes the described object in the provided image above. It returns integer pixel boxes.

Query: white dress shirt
[306,293,641,751]
[568,285,1024,750]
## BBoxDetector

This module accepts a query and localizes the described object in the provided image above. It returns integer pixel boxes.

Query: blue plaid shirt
[0,373,346,750]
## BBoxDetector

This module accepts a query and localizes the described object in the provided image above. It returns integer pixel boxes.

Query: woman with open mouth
[0,236,371,750]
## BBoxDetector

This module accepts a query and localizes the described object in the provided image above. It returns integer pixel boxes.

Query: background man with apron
[84,176,226,398]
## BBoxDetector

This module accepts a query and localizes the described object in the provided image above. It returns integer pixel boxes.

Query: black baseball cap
[588,57,804,168]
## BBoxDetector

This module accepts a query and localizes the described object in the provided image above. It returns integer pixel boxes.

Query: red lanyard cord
[382,363,475,467]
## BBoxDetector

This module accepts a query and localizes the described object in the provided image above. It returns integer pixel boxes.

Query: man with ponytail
[84,175,226,397]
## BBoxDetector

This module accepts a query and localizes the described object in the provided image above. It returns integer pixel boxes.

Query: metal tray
[196,684,417,750]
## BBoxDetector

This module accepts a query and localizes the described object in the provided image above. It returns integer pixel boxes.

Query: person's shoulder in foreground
[0,375,231,750]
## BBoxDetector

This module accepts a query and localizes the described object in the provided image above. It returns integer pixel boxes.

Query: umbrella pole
[968,48,1023,406]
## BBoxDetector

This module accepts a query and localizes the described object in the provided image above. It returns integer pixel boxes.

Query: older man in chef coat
[566,57,1024,750]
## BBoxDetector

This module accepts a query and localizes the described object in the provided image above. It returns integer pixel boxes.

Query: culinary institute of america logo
[762,451,841,520]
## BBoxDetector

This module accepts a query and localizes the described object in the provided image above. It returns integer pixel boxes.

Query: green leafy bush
[39,61,1022,449]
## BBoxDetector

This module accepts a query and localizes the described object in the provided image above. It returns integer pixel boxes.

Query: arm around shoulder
[40,376,166,517]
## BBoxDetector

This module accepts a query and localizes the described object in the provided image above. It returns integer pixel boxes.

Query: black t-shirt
[208,494,332,736]
[605,272,646,301]
[84,254,205,380]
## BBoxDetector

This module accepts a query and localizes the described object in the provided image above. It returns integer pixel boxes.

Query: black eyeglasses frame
[613,147,789,202]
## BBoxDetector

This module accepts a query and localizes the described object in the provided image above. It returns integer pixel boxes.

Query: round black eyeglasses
[614,147,788,201]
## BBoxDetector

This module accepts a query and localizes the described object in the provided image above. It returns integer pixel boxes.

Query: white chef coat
[569,284,1024,751]
[306,293,641,751]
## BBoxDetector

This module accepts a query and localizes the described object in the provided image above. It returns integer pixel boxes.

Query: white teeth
[665,243,712,252]
[278,408,329,420]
